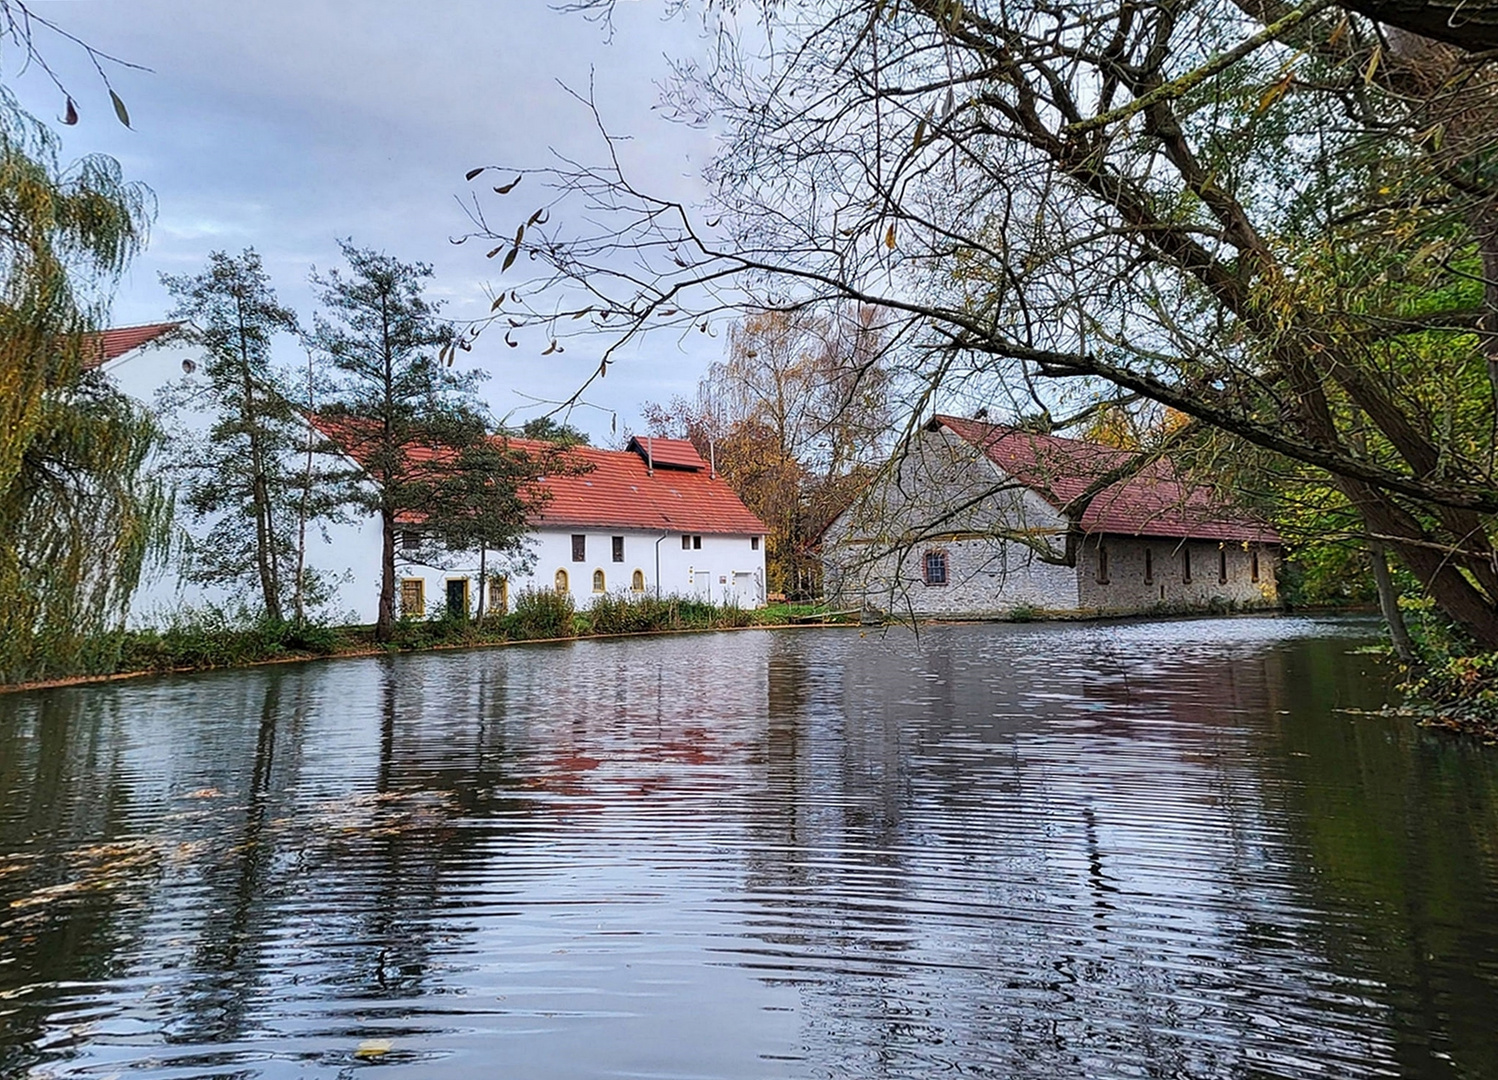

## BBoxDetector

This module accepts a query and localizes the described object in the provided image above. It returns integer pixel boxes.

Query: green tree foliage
[311,241,536,638]
[519,416,589,445]
[160,250,334,623]
[0,91,162,683]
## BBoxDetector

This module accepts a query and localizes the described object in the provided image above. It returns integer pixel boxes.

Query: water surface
[3,617,1497,1078]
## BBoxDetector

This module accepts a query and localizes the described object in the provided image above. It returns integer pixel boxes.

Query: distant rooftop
[82,323,184,370]
[933,415,1280,544]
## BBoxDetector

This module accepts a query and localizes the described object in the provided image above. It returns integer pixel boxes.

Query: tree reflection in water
[0,618,1495,1079]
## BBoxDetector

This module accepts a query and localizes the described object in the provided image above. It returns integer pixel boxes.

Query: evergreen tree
[161,249,317,622]
[312,240,531,638]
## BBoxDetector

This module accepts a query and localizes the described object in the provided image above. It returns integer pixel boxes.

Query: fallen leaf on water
[355,1038,393,1059]
[183,788,224,800]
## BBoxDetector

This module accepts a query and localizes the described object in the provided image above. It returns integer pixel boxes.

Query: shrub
[510,588,575,640]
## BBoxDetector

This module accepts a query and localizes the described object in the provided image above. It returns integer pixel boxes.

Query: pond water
[2,617,1497,1078]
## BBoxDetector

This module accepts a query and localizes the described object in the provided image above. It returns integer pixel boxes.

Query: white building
[359,433,770,620]
[94,324,768,626]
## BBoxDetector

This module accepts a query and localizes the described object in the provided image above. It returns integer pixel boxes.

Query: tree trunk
[477,545,487,623]
[1369,538,1419,665]
[377,505,397,641]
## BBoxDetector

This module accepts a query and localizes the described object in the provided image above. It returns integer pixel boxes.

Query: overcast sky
[16,1,726,442]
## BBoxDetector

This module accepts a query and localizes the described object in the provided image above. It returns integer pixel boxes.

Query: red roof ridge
[931,414,1280,544]
[315,419,766,536]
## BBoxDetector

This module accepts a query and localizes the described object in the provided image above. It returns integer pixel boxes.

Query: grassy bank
[2,596,855,690]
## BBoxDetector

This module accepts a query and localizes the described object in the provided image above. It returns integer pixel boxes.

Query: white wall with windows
[395,527,767,621]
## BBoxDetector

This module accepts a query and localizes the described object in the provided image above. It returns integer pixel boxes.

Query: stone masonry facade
[824,425,1280,619]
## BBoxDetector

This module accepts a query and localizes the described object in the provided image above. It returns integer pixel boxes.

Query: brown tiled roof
[83,323,183,369]
[934,415,1280,544]
[316,418,767,536]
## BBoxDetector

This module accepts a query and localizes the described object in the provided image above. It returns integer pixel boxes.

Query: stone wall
[824,428,1080,617]
[824,427,1281,619]
[1074,535,1279,614]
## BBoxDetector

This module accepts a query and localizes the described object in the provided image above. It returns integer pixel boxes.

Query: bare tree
[458,0,1498,646]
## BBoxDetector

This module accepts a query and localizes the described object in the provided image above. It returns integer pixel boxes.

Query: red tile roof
[627,435,707,470]
[316,418,766,536]
[934,415,1280,544]
[83,323,183,369]
[526,438,765,535]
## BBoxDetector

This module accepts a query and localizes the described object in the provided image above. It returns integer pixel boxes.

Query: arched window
[1182,546,1193,584]
[1144,548,1154,584]
[1251,549,1261,583]
[554,568,569,594]
[631,569,646,592]
[1218,546,1229,585]
[592,569,606,592]
[923,549,948,586]
[1096,543,1110,585]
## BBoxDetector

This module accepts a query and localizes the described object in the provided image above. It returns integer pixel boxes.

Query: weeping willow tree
[0,90,162,683]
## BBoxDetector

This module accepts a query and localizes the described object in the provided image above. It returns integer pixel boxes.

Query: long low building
[374,434,769,619]
[823,415,1282,619]
[95,324,767,625]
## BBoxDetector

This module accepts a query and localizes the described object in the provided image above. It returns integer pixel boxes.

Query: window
[612,536,624,563]
[1096,543,1110,585]
[400,578,425,617]
[571,534,586,562]
[554,568,569,594]
[923,549,948,586]
[592,569,606,592]
[682,534,691,550]
[488,576,509,614]
[693,535,702,550]
[1218,546,1229,585]
[1251,550,1261,583]
[631,569,646,592]
[1144,548,1154,585]
[1182,546,1192,584]
[751,536,760,551]
[401,529,421,552]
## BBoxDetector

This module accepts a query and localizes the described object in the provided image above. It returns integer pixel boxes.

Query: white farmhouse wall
[103,339,767,625]
[391,527,767,621]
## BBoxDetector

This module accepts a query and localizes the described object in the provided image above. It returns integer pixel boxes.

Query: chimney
[646,435,654,476]
[709,438,716,478]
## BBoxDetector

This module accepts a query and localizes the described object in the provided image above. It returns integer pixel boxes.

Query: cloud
[13,0,724,442]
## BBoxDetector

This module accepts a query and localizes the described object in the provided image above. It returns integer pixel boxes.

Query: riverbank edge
[0,618,867,696]
[1,603,1378,697]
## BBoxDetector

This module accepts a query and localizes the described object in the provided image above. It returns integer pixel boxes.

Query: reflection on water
[2,617,1496,1078]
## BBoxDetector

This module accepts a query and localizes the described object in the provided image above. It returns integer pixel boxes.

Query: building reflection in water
[2,618,1497,1079]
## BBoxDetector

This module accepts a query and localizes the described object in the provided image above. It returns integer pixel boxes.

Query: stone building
[823,416,1281,619]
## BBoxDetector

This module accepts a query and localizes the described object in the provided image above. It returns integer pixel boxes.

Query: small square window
[693,535,702,550]
[401,529,420,551]
[751,536,760,551]
[572,534,586,562]
[612,536,624,562]
[681,535,691,550]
